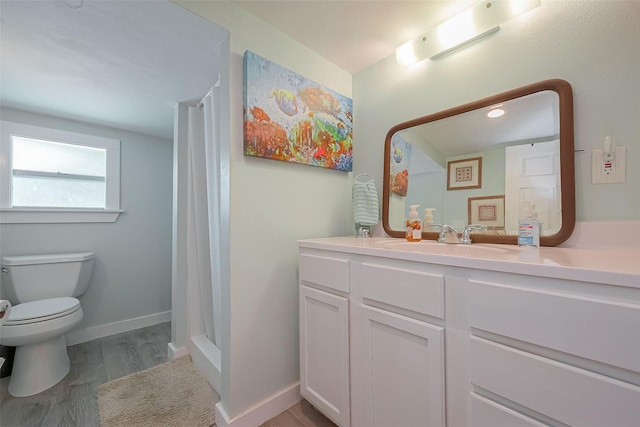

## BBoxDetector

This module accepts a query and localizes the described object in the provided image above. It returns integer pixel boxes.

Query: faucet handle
[429,224,446,242]
[463,224,485,231]
[460,224,486,244]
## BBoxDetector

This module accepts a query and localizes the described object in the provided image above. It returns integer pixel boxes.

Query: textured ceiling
[0,0,475,138]
[0,0,227,139]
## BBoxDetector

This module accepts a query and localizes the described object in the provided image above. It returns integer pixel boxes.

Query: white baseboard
[168,342,189,360]
[190,334,221,393]
[214,382,300,427]
[66,310,171,346]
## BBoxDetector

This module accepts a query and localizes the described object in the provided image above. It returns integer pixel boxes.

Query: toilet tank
[0,253,94,304]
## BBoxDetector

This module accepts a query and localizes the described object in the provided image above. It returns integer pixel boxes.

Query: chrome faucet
[460,224,485,244]
[431,224,485,244]
[431,224,460,243]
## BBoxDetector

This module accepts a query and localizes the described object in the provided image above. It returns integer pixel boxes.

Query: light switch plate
[592,146,626,184]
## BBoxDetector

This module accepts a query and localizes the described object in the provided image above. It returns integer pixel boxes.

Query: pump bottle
[423,208,435,231]
[518,201,540,248]
[406,205,422,242]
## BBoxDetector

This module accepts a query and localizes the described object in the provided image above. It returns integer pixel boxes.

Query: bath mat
[97,356,218,427]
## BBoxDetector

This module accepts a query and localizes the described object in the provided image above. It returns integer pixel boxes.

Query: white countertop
[298,236,640,288]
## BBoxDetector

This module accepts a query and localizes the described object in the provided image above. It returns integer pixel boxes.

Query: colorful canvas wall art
[389,134,412,196]
[243,51,353,171]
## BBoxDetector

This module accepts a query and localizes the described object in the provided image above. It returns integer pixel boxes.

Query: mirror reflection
[382,80,575,246]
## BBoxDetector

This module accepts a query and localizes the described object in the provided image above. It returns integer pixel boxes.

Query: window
[1,121,121,223]
[12,136,108,208]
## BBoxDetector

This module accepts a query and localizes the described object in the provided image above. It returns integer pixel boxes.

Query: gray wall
[0,107,173,333]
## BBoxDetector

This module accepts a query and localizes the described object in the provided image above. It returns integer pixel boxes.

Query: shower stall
[171,78,229,395]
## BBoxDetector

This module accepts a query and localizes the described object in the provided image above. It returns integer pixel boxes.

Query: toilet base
[8,334,71,397]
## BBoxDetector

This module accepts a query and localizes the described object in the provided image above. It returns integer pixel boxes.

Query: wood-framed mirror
[382,79,575,246]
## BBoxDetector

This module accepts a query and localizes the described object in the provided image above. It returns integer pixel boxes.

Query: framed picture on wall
[468,195,505,230]
[447,157,482,190]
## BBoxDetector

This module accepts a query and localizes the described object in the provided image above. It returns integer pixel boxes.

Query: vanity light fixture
[395,0,541,67]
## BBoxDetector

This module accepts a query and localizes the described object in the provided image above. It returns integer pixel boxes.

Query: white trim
[0,120,121,220]
[190,334,221,393]
[66,310,171,346]
[168,342,189,360]
[214,383,301,427]
[0,208,122,224]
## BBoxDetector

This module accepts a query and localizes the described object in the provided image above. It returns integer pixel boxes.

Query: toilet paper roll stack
[0,299,11,325]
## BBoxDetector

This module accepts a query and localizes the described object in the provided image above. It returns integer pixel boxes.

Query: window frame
[0,120,122,223]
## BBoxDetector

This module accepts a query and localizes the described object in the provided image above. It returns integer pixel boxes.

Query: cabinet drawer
[471,393,547,427]
[469,279,640,373]
[299,253,349,293]
[360,262,444,319]
[470,337,640,427]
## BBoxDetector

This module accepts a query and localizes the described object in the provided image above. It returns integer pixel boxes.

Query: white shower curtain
[186,84,222,347]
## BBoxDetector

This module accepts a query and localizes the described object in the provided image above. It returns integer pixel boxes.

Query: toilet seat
[5,297,80,326]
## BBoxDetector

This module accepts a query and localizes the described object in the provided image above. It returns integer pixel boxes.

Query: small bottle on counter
[518,201,540,248]
[406,204,422,242]
[423,208,435,231]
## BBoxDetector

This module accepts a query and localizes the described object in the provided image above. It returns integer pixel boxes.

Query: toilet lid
[5,297,80,325]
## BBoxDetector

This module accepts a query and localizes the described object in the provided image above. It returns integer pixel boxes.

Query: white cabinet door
[299,284,350,427]
[351,304,445,427]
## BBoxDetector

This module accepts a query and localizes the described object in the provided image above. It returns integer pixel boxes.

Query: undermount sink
[379,240,521,257]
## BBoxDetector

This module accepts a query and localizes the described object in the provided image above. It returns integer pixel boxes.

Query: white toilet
[0,252,94,397]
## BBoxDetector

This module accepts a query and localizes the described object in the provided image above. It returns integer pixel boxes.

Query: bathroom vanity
[298,237,640,427]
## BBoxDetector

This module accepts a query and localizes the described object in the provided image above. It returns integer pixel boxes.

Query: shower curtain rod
[199,89,213,106]
[196,74,221,110]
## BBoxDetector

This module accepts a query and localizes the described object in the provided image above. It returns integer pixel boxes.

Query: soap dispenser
[406,205,422,242]
[423,208,435,231]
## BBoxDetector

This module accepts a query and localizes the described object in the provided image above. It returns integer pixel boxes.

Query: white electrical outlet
[592,147,626,184]
[602,151,616,175]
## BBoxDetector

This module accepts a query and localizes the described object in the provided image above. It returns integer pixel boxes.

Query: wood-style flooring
[0,322,334,427]
[0,322,171,427]
[259,399,336,427]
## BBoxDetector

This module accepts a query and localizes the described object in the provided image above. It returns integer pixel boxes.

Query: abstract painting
[243,51,353,171]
